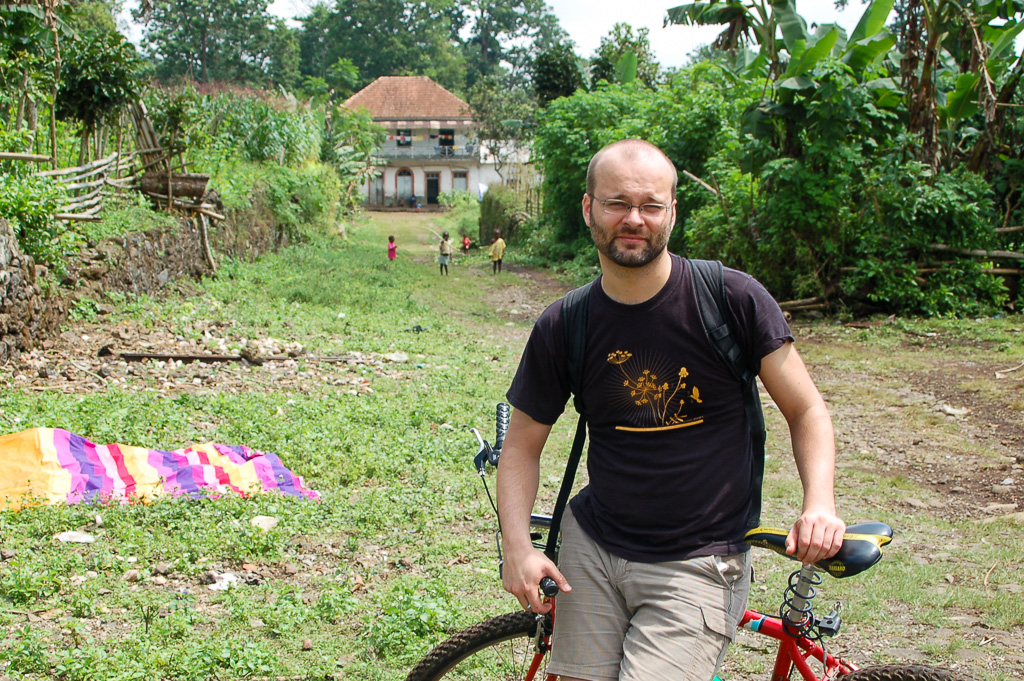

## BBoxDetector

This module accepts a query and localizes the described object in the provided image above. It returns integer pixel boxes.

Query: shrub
[0,171,75,274]
[438,190,479,240]
[478,184,522,245]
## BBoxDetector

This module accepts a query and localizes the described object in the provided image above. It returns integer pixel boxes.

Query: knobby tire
[843,664,975,681]
[405,610,552,681]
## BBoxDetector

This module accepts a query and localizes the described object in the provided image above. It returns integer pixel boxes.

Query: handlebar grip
[494,403,511,451]
[539,577,559,598]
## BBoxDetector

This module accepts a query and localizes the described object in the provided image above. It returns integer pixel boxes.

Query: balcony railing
[378,145,478,161]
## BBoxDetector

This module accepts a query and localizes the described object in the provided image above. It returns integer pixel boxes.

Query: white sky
[268,0,874,68]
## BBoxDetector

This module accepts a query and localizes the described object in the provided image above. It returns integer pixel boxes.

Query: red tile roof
[344,76,472,121]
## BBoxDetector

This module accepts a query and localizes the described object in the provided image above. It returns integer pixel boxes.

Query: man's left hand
[785,510,845,565]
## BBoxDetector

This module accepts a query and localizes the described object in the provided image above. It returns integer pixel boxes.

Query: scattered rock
[250,515,279,532]
[302,639,314,651]
[208,572,239,591]
[153,562,172,575]
[983,503,1018,515]
[1,548,16,561]
[55,530,94,544]
[121,569,141,583]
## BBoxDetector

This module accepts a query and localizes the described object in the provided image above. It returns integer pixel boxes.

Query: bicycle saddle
[744,522,893,578]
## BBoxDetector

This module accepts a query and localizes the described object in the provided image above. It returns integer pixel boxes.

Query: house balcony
[379,145,478,162]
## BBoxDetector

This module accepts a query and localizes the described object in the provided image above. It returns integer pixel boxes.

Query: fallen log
[927,244,1024,260]
[54,213,101,222]
[778,296,825,310]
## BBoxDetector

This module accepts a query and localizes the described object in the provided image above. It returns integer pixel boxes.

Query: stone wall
[0,215,219,359]
[0,194,291,359]
[0,219,62,362]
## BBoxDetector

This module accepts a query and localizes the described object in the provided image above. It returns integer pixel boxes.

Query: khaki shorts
[549,509,751,681]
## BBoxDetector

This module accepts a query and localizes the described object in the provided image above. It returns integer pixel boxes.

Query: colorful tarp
[0,428,319,510]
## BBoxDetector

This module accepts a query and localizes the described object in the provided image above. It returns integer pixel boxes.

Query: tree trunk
[967,52,1024,173]
[50,29,61,171]
[15,66,30,130]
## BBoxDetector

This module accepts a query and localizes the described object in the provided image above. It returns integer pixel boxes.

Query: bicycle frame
[738,610,857,681]
[516,606,857,681]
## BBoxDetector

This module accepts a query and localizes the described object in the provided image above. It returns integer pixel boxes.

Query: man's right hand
[501,545,571,614]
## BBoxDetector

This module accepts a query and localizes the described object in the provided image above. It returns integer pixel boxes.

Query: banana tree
[666,0,898,90]
[901,0,1024,168]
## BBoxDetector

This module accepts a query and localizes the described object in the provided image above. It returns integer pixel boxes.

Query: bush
[478,184,522,245]
[0,171,75,274]
[438,191,479,241]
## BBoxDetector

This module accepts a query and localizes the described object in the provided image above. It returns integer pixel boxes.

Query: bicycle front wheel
[405,610,554,681]
[843,664,975,681]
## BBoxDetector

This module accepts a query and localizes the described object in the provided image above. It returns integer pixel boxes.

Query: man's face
[582,150,676,269]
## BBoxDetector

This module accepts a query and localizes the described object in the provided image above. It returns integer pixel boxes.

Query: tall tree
[135,0,296,87]
[457,0,567,87]
[531,41,584,106]
[467,74,537,179]
[589,23,661,88]
[296,0,466,92]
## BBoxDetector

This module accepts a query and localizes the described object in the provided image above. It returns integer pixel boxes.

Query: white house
[343,76,503,208]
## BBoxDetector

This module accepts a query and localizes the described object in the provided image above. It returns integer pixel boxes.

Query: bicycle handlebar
[494,403,510,451]
[539,576,559,598]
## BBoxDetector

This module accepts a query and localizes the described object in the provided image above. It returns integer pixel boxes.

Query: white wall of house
[362,126,504,206]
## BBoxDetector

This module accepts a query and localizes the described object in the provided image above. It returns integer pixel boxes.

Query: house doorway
[370,176,384,205]
[396,169,413,206]
[426,172,440,205]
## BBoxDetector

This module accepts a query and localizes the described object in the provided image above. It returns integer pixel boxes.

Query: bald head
[586,140,678,197]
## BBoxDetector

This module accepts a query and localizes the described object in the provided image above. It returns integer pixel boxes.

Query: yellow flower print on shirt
[607,350,705,431]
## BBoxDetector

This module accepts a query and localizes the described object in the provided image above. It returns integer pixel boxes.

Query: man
[497,139,845,681]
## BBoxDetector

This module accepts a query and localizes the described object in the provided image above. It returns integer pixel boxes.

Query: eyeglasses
[589,194,670,219]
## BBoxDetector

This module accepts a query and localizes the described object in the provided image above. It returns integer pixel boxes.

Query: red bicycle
[404,405,971,681]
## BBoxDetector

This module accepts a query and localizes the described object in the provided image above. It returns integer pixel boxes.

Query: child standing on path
[462,234,471,254]
[387,235,397,261]
[488,229,506,274]
[439,231,453,276]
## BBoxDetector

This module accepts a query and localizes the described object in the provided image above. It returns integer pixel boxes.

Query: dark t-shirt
[506,255,793,562]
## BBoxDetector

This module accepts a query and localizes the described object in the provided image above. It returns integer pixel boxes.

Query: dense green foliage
[0,169,73,273]
[478,184,525,244]
[134,0,298,88]
[588,23,661,88]
[533,69,747,259]
[524,0,1024,316]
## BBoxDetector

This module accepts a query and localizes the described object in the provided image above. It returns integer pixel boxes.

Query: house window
[438,128,455,147]
[453,171,468,193]
[396,129,412,147]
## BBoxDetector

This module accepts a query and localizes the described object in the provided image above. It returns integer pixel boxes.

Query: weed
[0,561,61,604]
[367,579,454,660]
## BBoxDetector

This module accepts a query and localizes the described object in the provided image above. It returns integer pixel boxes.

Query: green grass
[0,212,1020,680]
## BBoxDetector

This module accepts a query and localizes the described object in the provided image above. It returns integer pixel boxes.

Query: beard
[588,205,671,268]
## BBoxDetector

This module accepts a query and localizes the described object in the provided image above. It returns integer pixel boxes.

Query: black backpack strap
[688,259,766,530]
[544,280,595,560]
[562,280,594,414]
